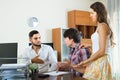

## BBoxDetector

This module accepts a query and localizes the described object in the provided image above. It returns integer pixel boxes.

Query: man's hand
[56,62,62,71]
[64,59,71,66]
[56,61,69,71]
[31,56,44,64]
[57,62,65,71]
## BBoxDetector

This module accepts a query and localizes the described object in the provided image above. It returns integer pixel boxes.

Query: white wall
[0,0,97,56]
[88,0,106,7]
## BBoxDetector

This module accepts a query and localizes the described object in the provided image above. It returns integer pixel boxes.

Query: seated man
[57,28,90,77]
[20,30,57,73]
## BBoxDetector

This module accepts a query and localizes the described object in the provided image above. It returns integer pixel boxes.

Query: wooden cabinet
[68,10,89,27]
[68,10,96,27]
[68,10,96,39]
[52,28,70,61]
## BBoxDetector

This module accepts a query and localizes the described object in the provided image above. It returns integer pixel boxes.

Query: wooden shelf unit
[68,10,97,39]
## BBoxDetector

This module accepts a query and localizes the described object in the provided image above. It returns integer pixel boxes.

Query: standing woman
[76,2,114,80]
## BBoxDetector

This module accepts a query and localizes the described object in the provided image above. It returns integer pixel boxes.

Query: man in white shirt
[20,30,57,73]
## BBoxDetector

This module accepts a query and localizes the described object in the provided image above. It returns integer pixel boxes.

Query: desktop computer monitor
[0,43,17,64]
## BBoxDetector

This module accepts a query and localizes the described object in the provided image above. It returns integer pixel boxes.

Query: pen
[56,70,58,73]
[56,67,59,73]
[56,63,59,73]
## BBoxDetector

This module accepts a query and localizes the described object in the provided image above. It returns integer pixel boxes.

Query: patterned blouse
[69,43,90,77]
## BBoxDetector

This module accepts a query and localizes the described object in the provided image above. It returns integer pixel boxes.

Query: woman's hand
[79,43,85,48]
[72,63,86,73]
[79,43,88,48]
[77,61,86,67]
[72,59,89,68]
[79,43,92,49]
[77,60,90,68]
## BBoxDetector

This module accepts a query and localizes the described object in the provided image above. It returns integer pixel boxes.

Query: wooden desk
[30,74,86,80]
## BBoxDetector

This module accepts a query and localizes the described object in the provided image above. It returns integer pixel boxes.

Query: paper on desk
[0,63,27,69]
[43,71,70,76]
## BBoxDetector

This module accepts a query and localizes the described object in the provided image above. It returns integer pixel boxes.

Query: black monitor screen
[0,43,17,64]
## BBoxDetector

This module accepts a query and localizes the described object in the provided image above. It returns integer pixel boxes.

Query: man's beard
[32,43,41,47]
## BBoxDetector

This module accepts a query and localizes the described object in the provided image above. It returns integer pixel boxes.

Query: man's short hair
[63,28,81,43]
[29,30,39,38]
